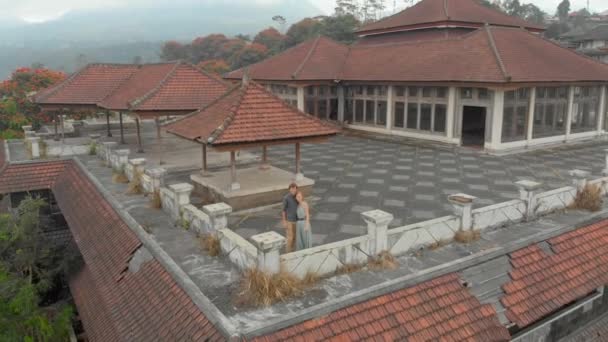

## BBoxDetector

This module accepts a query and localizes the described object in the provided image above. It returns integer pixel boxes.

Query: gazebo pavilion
[165,79,339,210]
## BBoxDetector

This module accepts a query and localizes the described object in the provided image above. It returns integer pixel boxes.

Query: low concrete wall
[472,199,526,230]
[218,228,257,270]
[535,186,577,215]
[182,204,212,235]
[388,215,460,255]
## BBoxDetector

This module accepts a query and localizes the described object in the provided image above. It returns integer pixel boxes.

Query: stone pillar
[146,168,167,192]
[599,85,607,133]
[89,133,101,145]
[604,149,608,176]
[362,210,393,256]
[448,193,477,231]
[230,151,240,191]
[297,86,305,112]
[251,232,286,274]
[28,137,41,159]
[566,86,575,139]
[169,183,194,217]
[202,203,233,232]
[337,85,345,122]
[103,142,118,165]
[129,158,146,177]
[295,142,303,181]
[569,169,590,192]
[489,90,505,149]
[526,87,536,142]
[446,87,457,140]
[24,131,36,139]
[22,125,33,134]
[115,149,130,170]
[515,180,543,220]
[385,85,394,131]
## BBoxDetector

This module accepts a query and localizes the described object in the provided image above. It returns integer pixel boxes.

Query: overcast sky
[0,0,605,23]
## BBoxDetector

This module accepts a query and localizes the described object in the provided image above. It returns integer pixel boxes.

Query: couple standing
[282,183,312,252]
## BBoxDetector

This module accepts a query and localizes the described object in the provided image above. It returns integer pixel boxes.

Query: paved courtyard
[230,134,608,245]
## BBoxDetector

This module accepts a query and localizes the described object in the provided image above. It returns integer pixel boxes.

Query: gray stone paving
[230,135,608,245]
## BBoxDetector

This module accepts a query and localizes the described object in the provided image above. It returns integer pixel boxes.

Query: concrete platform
[191,166,314,210]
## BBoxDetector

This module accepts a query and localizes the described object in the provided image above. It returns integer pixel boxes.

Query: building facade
[227,0,608,153]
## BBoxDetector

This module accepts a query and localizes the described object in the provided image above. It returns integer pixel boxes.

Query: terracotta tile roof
[0,160,69,194]
[129,62,230,113]
[166,81,339,146]
[98,62,180,110]
[252,273,510,342]
[52,162,225,341]
[35,64,140,105]
[357,0,544,35]
[501,220,608,329]
[225,36,350,81]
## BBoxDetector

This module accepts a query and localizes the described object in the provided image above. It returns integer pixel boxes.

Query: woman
[295,191,312,250]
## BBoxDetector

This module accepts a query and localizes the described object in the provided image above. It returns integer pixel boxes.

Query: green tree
[0,197,75,341]
[284,18,323,48]
[160,41,189,61]
[479,0,503,12]
[321,14,361,44]
[557,0,570,20]
[253,28,286,54]
[520,4,545,25]
[360,0,386,23]
[503,0,523,17]
[230,43,269,69]
[335,0,359,16]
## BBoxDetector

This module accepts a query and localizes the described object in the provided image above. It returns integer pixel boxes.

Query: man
[282,183,299,252]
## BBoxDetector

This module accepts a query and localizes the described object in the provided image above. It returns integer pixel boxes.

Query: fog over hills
[0,0,322,78]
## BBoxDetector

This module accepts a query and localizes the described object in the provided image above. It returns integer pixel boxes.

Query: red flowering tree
[230,43,269,69]
[198,59,231,75]
[0,67,65,138]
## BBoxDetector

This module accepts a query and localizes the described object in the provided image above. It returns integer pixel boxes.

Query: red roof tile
[166,81,339,146]
[98,62,179,110]
[357,0,544,35]
[252,273,510,342]
[129,62,230,113]
[0,160,69,194]
[501,220,608,328]
[52,161,225,341]
[226,36,350,81]
[35,64,140,105]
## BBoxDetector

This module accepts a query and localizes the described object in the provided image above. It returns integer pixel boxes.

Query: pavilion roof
[225,36,350,82]
[129,62,230,113]
[229,27,608,84]
[166,81,339,147]
[98,62,180,110]
[357,0,545,36]
[35,64,140,106]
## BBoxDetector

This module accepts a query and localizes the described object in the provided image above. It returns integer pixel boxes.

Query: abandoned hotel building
[3,0,608,341]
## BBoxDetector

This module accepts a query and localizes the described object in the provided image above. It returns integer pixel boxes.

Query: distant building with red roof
[226,0,608,153]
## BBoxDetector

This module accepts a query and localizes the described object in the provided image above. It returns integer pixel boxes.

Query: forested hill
[0,0,321,78]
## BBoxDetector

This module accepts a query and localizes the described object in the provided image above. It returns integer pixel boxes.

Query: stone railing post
[27,137,41,159]
[515,180,543,220]
[146,168,166,193]
[569,169,590,192]
[202,203,233,232]
[89,133,100,146]
[24,131,36,139]
[103,142,118,166]
[22,125,33,133]
[448,193,477,231]
[251,232,286,274]
[128,158,146,181]
[603,149,608,176]
[362,210,393,256]
[115,149,130,170]
[169,183,194,218]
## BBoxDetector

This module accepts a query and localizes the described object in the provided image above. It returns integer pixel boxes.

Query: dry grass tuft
[301,271,320,286]
[112,170,129,184]
[200,234,221,257]
[428,239,450,251]
[335,263,364,276]
[236,268,307,307]
[570,184,603,212]
[150,191,162,209]
[127,172,144,195]
[454,230,481,244]
[88,143,97,156]
[368,251,399,270]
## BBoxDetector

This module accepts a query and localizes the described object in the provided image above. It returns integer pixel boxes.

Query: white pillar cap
[515,180,543,191]
[251,231,286,252]
[361,209,394,226]
[203,203,233,217]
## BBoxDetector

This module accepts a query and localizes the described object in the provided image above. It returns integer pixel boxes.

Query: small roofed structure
[166,79,339,209]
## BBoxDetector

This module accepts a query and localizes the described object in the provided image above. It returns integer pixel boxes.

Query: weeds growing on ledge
[335,263,364,275]
[570,184,603,212]
[127,172,143,195]
[112,168,129,184]
[428,239,450,250]
[88,142,97,156]
[150,191,162,209]
[368,251,399,270]
[200,234,220,257]
[236,268,319,307]
[454,230,481,244]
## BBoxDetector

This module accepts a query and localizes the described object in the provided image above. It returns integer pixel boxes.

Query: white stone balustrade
[161,183,194,220]
[515,180,543,220]
[114,149,130,171]
[569,169,591,192]
[22,125,33,132]
[448,193,477,230]
[89,134,101,146]
[251,231,286,274]
[362,209,393,256]
[203,203,232,232]
[126,158,146,182]
[102,142,118,166]
[604,149,608,176]
[27,137,41,159]
[144,168,166,194]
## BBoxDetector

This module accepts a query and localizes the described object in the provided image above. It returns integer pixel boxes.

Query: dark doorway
[461,106,486,147]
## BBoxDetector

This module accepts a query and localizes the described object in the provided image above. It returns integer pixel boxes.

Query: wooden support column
[260,145,270,170]
[295,142,303,181]
[60,112,65,142]
[53,112,59,141]
[202,144,208,173]
[106,111,112,137]
[230,151,240,191]
[119,112,125,144]
[136,117,144,153]
[156,117,164,165]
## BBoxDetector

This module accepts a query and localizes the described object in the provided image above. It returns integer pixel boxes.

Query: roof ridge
[187,61,232,88]
[206,85,249,144]
[97,65,143,107]
[357,0,428,34]
[484,25,511,82]
[36,63,92,102]
[292,35,322,80]
[129,60,182,109]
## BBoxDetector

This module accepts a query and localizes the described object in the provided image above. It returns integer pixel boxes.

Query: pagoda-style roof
[166,81,339,147]
[225,36,349,82]
[98,62,179,110]
[129,62,230,114]
[357,0,545,36]
[227,27,608,84]
[572,24,608,42]
[35,64,140,107]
